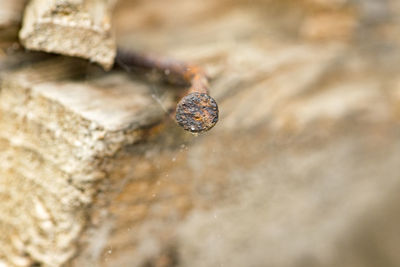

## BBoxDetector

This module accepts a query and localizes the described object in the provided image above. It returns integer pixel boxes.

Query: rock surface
[0,55,176,266]
[19,0,116,70]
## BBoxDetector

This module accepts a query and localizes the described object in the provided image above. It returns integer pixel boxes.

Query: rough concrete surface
[19,0,116,69]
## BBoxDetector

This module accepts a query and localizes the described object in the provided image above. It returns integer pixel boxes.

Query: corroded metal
[176,92,218,133]
[116,49,219,133]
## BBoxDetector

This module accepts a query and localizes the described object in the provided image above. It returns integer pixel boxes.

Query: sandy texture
[19,0,116,69]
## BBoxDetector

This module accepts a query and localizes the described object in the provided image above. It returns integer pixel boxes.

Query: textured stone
[19,0,116,70]
[0,56,176,266]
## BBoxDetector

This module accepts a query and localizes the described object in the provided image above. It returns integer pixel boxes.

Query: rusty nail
[116,49,219,133]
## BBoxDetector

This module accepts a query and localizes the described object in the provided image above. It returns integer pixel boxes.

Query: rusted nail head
[175,92,219,133]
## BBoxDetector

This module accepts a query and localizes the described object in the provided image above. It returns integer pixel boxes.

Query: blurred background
[113,1,400,266]
[1,0,400,266]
